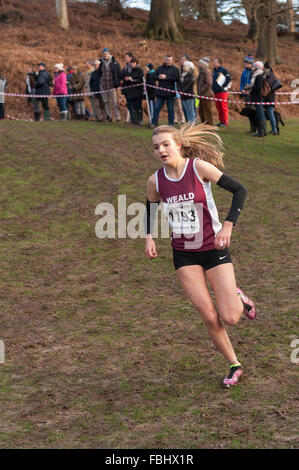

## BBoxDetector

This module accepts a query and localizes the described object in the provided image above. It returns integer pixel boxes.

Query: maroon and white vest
[155,158,222,251]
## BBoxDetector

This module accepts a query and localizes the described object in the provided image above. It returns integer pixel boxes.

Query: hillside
[0,0,298,120]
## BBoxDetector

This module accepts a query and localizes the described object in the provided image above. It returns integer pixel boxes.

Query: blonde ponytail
[152,121,225,169]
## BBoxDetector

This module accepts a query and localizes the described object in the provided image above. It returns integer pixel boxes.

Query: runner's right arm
[144,174,161,259]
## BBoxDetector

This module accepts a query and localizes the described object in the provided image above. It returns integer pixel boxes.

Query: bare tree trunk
[265,1,280,63]
[56,0,69,31]
[173,0,182,29]
[242,0,258,41]
[198,0,220,21]
[286,0,295,32]
[107,0,122,15]
[256,1,267,57]
[146,0,182,42]
[256,0,280,64]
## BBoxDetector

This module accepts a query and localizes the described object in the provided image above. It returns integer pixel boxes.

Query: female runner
[144,122,256,388]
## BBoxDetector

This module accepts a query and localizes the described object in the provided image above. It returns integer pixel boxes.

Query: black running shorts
[172,247,232,272]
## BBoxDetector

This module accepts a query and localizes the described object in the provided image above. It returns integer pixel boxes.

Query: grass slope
[0,119,298,448]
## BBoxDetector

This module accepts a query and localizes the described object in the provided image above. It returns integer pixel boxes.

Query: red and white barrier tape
[1,82,298,105]
[0,83,143,99]
[6,113,59,122]
[228,91,293,95]
[145,84,298,105]
[6,113,34,121]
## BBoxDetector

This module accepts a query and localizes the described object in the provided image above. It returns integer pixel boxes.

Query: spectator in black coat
[243,61,267,137]
[66,66,75,119]
[151,54,179,127]
[121,52,133,96]
[35,62,53,120]
[122,56,144,125]
[90,60,106,121]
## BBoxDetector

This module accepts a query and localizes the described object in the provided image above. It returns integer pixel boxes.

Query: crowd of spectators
[1,48,282,136]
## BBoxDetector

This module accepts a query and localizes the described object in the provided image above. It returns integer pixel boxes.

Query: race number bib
[163,200,200,235]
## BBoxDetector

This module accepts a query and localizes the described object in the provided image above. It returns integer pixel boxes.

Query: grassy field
[0,118,298,449]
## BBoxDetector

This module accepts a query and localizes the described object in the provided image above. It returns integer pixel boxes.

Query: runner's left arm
[195,159,247,226]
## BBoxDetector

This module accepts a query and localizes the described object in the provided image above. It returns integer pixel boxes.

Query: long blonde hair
[152,121,225,169]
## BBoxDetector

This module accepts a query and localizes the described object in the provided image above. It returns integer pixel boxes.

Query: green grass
[0,119,298,449]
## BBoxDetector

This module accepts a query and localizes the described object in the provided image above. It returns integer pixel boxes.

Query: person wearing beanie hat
[197,57,213,125]
[240,57,254,94]
[199,56,210,68]
[53,63,68,121]
[253,61,264,70]
[244,55,254,64]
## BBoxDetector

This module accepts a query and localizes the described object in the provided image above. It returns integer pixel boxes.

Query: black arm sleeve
[144,198,160,235]
[216,174,248,226]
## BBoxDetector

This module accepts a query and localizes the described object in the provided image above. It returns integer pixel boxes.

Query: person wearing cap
[97,48,121,122]
[144,63,156,121]
[35,62,53,121]
[197,57,213,125]
[53,63,68,121]
[243,61,266,137]
[212,58,231,127]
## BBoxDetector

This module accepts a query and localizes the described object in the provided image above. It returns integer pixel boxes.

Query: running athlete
[144,122,256,388]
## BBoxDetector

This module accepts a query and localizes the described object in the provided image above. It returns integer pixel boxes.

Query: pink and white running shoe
[237,287,256,320]
[223,364,243,388]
